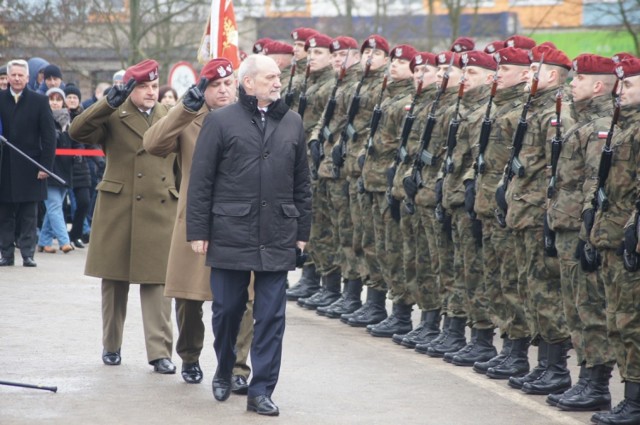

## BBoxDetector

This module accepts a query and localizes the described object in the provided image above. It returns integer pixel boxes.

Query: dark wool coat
[186,87,311,272]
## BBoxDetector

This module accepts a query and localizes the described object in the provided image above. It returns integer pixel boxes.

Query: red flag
[197,0,240,68]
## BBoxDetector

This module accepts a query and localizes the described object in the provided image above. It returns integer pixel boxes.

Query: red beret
[304,33,332,51]
[504,35,536,50]
[462,51,496,71]
[390,44,418,62]
[451,37,475,53]
[291,27,318,42]
[531,45,572,70]
[124,59,159,84]
[572,54,615,75]
[239,50,248,61]
[496,47,530,66]
[619,57,640,78]
[538,41,557,49]
[264,40,293,55]
[360,34,390,55]
[253,38,273,54]
[613,52,635,64]
[484,40,504,54]
[330,36,358,53]
[436,51,459,68]
[410,52,437,73]
[200,58,234,81]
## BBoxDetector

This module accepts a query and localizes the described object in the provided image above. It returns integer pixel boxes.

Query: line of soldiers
[255,28,640,425]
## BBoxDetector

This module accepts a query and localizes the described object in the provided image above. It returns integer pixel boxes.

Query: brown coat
[69,97,177,283]
[143,103,212,300]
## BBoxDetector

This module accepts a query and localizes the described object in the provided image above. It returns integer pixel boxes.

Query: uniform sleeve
[68,97,112,147]
[143,103,199,157]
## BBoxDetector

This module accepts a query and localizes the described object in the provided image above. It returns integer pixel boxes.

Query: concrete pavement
[0,247,621,424]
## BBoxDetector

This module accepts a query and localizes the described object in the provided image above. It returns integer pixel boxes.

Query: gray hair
[7,59,29,76]
[238,54,276,87]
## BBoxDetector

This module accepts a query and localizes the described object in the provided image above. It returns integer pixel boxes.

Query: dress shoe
[247,394,279,416]
[212,375,232,401]
[81,233,90,244]
[71,239,85,249]
[181,362,203,384]
[231,375,249,395]
[37,245,44,253]
[150,358,176,374]
[42,246,57,254]
[102,349,121,365]
[22,257,37,267]
[60,244,74,253]
[0,257,14,266]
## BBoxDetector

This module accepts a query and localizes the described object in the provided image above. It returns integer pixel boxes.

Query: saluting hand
[106,78,136,108]
[191,240,209,255]
[183,77,209,113]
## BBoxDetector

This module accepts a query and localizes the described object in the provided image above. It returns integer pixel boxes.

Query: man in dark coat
[187,54,312,416]
[0,59,56,267]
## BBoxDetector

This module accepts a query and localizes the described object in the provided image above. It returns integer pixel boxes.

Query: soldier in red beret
[484,40,505,54]
[451,36,475,53]
[252,37,273,54]
[283,27,319,113]
[69,59,178,374]
[504,35,536,50]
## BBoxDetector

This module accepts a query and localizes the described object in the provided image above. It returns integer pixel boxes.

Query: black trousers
[0,201,38,259]
[69,187,90,241]
[210,268,287,398]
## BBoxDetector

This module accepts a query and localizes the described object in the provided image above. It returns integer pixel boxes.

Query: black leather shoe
[22,257,37,267]
[212,375,232,401]
[181,362,203,384]
[0,257,14,266]
[102,349,121,365]
[150,358,176,374]
[71,239,85,249]
[247,394,279,416]
[231,375,249,395]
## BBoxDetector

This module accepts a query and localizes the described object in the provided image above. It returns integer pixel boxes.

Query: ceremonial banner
[197,0,240,68]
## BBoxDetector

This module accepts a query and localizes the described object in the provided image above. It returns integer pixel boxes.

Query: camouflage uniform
[505,85,573,344]
[303,66,340,276]
[589,106,640,381]
[470,82,527,338]
[361,77,414,304]
[547,94,615,368]
[442,85,491,329]
[286,58,308,112]
[312,64,363,281]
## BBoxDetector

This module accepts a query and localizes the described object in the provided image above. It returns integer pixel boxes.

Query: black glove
[495,183,508,213]
[471,218,483,248]
[356,176,366,194]
[295,247,308,268]
[577,239,600,272]
[582,208,595,234]
[331,144,344,168]
[386,165,397,188]
[624,225,640,272]
[435,179,443,204]
[435,202,445,224]
[543,213,558,257]
[388,194,401,223]
[403,176,417,200]
[464,179,476,217]
[183,77,209,112]
[106,78,135,108]
[309,139,321,168]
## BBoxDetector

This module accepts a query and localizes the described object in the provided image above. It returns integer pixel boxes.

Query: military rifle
[475,54,500,175]
[443,53,469,175]
[547,88,564,199]
[331,57,372,179]
[297,63,311,119]
[284,59,297,107]
[494,53,544,227]
[403,54,455,215]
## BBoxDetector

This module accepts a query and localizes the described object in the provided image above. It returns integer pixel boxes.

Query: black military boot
[340,286,373,324]
[595,381,640,425]
[369,303,413,338]
[557,364,612,412]
[547,364,589,407]
[402,309,441,348]
[393,311,426,345]
[486,337,530,380]
[426,317,467,358]
[521,339,572,395]
[286,264,321,301]
[320,278,363,318]
[347,288,387,327]
[301,271,341,310]
[416,315,449,354]
[316,278,347,317]
[508,340,549,389]
[452,328,498,367]
[444,328,476,363]
[473,337,512,375]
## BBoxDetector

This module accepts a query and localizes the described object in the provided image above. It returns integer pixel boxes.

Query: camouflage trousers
[450,208,490,328]
[513,227,568,344]
[481,218,528,339]
[357,191,385,290]
[400,205,418,303]
[414,208,443,312]
[308,180,341,276]
[347,178,367,280]
[417,205,455,316]
[600,249,638,380]
[371,192,412,305]
[326,179,359,280]
[556,230,614,367]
